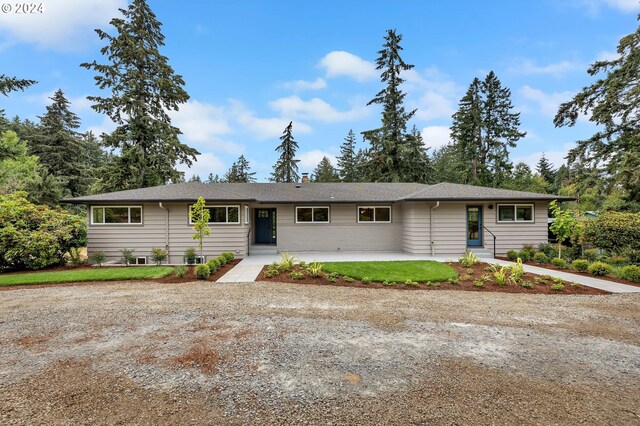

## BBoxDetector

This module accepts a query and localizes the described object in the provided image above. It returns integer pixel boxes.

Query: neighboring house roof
[62,181,574,204]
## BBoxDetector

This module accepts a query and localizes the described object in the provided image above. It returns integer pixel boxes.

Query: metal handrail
[483,226,497,258]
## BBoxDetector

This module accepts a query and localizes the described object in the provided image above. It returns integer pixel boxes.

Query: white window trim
[135,256,147,265]
[188,205,241,225]
[244,205,250,224]
[295,206,330,224]
[357,206,392,223]
[496,203,535,223]
[90,205,143,225]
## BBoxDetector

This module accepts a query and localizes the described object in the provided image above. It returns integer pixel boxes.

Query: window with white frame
[358,206,391,223]
[189,205,240,224]
[296,206,329,223]
[497,204,534,222]
[245,205,250,224]
[91,206,142,225]
[135,257,147,265]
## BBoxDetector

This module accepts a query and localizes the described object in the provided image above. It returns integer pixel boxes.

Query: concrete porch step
[249,245,278,255]
[466,248,494,258]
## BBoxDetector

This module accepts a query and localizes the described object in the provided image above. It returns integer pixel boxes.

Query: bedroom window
[189,205,240,224]
[358,206,391,223]
[91,206,142,225]
[497,204,534,223]
[296,206,329,223]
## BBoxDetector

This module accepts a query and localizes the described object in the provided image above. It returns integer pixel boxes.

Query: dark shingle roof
[62,181,573,204]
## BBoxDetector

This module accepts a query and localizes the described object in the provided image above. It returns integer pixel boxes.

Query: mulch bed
[496,257,640,288]
[257,262,609,295]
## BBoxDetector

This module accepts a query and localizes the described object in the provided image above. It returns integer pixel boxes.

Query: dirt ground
[1,281,639,425]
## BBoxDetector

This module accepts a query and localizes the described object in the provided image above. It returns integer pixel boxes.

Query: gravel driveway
[1,281,639,425]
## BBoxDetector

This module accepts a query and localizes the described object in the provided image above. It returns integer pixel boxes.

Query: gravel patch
[1,281,639,425]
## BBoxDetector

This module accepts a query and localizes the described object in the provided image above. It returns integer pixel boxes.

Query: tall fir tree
[0,75,36,97]
[362,29,419,182]
[536,153,556,184]
[401,125,431,183]
[312,156,340,182]
[205,173,222,183]
[337,129,358,182]
[30,89,88,198]
[81,0,198,191]
[450,78,484,183]
[225,155,256,183]
[554,14,640,204]
[270,121,300,183]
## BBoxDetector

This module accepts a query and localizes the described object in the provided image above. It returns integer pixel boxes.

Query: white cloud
[281,78,327,92]
[509,59,580,77]
[0,0,126,50]
[229,100,312,140]
[269,96,369,122]
[415,91,456,120]
[170,100,242,154]
[402,67,461,121]
[421,126,451,149]
[578,0,639,14]
[318,51,377,82]
[177,152,226,180]
[596,50,619,61]
[519,85,575,117]
[297,150,338,171]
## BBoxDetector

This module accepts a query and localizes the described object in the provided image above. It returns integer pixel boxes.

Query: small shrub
[264,268,280,278]
[521,281,534,289]
[621,265,640,282]
[621,247,640,265]
[509,258,525,283]
[506,249,518,261]
[344,276,355,282]
[606,255,628,266]
[298,260,307,268]
[217,255,228,265]
[552,277,565,285]
[328,272,340,279]
[184,248,197,265]
[279,252,295,271]
[587,261,613,276]
[404,279,419,287]
[473,280,484,288]
[91,251,106,266]
[521,243,536,257]
[459,251,480,267]
[361,276,371,284]
[207,258,220,272]
[120,248,136,266]
[537,242,557,259]
[583,248,599,262]
[448,276,460,285]
[493,267,508,286]
[550,283,565,291]
[550,257,567,268]
[195,264,211,279]
[534,277,544,285]
[175,265,187,278]
[151,248,168,266]
[290,271,305,280]
[382,280,396,286]
[517,250,531,262]
[307,260,324,278]
[466,268,474,275]
[459,274,473,281]
[221,252,235,262]
[67,247,85,267]
[533,252,549,264]
[571,259,590,272]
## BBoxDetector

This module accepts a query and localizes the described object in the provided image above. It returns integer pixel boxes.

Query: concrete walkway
[217,251,640,293]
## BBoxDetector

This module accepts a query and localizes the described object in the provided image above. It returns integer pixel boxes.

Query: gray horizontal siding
[276,204,403,252]
[402,202,431,254]
[483,201,548,255]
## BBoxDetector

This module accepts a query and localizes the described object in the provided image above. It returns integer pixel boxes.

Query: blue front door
[467,206,482,246]
[255,208,276,244]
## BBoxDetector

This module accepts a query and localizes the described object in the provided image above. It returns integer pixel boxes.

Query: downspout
[430,201,440,256]
[159,202,170,262]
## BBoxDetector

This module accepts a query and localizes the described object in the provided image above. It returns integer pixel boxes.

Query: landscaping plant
[189,196,211,261]
[550,257,567,268]
[493,266,508,286]
[217,254,228,265]
[549,200,578,259]
[587,261,613,276]
[184,248,197,265]
[506,250,518,261]
[517,250,532,262]
[67,247,85,267]
[120,248,135,266]
[207,258,220,273]
[572,259,590,272]
[195,263,210,279]
[550,283,565,291]
[279,252,295,271]
[175,265,187,278]
[91,251,106,267]
[509,258,525,283]
[459,251,480,267]
[307,260,324,278]
[221,252,235,262]
[621,265,640,282]
[533,252,549,264]
[151,248,168,266]
[583,211,640,254]
[290,271,305,279]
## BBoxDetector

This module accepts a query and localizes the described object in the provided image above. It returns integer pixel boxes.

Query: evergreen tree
[270,121,300,183]
[401,125,431,183]
[362,29,417,182]
[188,175,201,182]
[81,0,199,190]
[536,153,556,184]
[430,145,465,184]
[450,78,484,183]
[225,155,256,183]
[30,89,88,198]
[0,131,41,195]
[205,173,222,183]
[312,156,340,182]
[0,74,36,96]
[554,15,640,203]
[337,129,358,182]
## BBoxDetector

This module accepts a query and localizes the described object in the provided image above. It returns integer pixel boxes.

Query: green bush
[587,261,613,276]
[506,249,518,261]
[621,248,640,265]
[307,260,324,278]
[550,257,567,268]
[195,263,210,279]
[344,276,355,282]
[361,276,371,284]
[207,258,220,272]
[290,271,305,279]
[583,211,640,253]
[150,248,168,266]
[517,250,531,262]
[175,265,187,278]
[521,243,536,257]
[583,248,599,262]
[67,247,85,267]
[120,248,135,266]
[621,265,640,282]
[537,242,558,259]
[184,248,197,265]
[217,254,227,265]
[533,252,549,264]
[221,252,235,262]
[264,267,280,278]
[606,255,628,266]
[91,251,106,266]
[279,252,295,271]
[459,251,480,267]
[571,259,590,272]
[550,283,565,291]
[0,192,86,271]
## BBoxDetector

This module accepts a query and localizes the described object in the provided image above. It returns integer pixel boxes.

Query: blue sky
[0,0,636,181]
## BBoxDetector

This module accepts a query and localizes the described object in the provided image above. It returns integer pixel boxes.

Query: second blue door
[466,206,482,246]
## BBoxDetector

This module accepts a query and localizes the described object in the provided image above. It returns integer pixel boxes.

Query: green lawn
[322,260,457,283]
[0,266,175,286]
